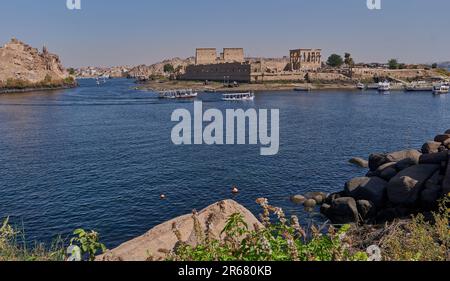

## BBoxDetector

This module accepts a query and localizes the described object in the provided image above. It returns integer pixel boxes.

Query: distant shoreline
[0,84,77,94]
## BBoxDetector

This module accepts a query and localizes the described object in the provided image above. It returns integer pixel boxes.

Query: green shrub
[167,199,368,261]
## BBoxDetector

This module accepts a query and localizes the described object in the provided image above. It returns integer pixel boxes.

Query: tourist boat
[432,83,449,95]
[378,81,391,91]
[222,92,254,101]
[158,89,198,99]
[356,82,365,90]
[405,81,432,92]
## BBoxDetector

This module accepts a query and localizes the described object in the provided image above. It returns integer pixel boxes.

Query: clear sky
[1,0,449,67]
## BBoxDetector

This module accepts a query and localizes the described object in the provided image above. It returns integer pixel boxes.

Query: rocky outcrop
[320,130,450,224]
[0,38,70,85]
[96,200,261,261]
[127,57,195,80]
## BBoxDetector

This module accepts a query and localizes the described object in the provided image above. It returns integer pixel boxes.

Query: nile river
[0,78,449,247]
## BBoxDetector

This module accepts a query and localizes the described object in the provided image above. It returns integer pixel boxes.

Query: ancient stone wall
[222,48,244,63]
[195,48,217,65]
[290,49,322,71]
[180,63,251,82]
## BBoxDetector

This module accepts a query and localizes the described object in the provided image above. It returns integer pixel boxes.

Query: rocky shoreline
[0,84,77,94]
[313,130,450,225]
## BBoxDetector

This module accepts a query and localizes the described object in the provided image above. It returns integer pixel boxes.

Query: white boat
[356,82,365,90]
[432,83,449,95]
[222,92,255,101]
[158,89,198,99]
[378,81,391,91]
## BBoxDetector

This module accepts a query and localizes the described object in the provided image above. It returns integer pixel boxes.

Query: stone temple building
[181,47,250,82]
[289,48,322,71]
[195,48,245,65]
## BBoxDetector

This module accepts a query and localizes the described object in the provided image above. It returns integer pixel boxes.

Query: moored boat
[378,81,391,91]
[356,82,365,90]
[432,83,449,95]
[158,89,198,99]
[222,92,254,101]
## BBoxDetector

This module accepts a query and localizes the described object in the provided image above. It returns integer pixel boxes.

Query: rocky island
[0,38,76,93]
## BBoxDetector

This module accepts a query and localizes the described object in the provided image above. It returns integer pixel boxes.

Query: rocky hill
[127,57,195,79]
[0,38,73,89]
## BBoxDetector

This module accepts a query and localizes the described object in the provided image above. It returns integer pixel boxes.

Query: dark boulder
[369,153,389,171]
[321,197,359,224]
[420,171,443,210]
[434,134,450,143]
[442,155,450,195]
[344,176,387,208]
[324,191,344,205]
[395,158,417,171]
[356,200,376,220]
[376,162,398,181]
[387,164,440,205]
[421,141,442,154]
[419,151,448,165]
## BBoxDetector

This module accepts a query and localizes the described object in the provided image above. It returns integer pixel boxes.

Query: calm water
[0,78,449,247]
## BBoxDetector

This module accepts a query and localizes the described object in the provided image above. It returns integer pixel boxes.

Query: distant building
[289,49,322,71]
[182,48,250,82]
[195,48,244,65]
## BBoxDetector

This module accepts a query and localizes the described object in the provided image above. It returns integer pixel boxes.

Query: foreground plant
[167,198,368,261]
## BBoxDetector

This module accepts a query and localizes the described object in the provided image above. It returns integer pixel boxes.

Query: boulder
[345,176,387,208]
[420,171,443,209]
[387,164,440,205]
[445,129,450,134]
[434,134,450,143]
[419,151,448,165]
[386,149,421,164]
[442,154,450,195]
[421,141,442,154]
[369,153,389,171]
[96,200,262,261]
[375,162,398,181]
[303,199,317,208]
[356,200,376,220]
[349,157,369,168]
[324,191,344,205]
[321,197,359,224]
[444,138,450,148]
[304,191,327,203]
[290,195,306,204]
[395,158,416,171]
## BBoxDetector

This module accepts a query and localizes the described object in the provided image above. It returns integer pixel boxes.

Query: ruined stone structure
[180,62,251,82]
[290,49,322,71]
[195,48,244,65]
[195,48,217,65]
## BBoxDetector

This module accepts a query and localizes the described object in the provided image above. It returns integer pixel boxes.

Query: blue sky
[1,0,449,67]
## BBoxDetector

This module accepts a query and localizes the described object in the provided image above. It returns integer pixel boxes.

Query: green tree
[344,53,355,67]
[326,54,344,68]
[388,59,399,69]
[68,68,76,75]
[431,63,438,69]
[163,63,174,73]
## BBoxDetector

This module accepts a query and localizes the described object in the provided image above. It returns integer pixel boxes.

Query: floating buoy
[231,186,239,194]
[160,194,166,200]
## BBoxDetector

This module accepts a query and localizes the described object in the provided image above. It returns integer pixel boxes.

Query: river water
[0,78,449,247]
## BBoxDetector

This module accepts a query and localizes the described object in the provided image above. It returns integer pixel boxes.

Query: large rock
[356,200,376,220]
[386,149,421,163]
[375,162,398,181]
[434,134,450,143]
[345,176,387,208]
[321,197,359,224]
[349,157,369,168]
[442,154,450,195]
[387,164,440,205]
[304,191,327,204]
[368,153,389,171]
[420,171,443,209]
[0,38,69,84]
[290,195,306,204]
[421,141,442,154]
[96,200,262,261]
[395,158,416,171]
[419,151,448,165]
